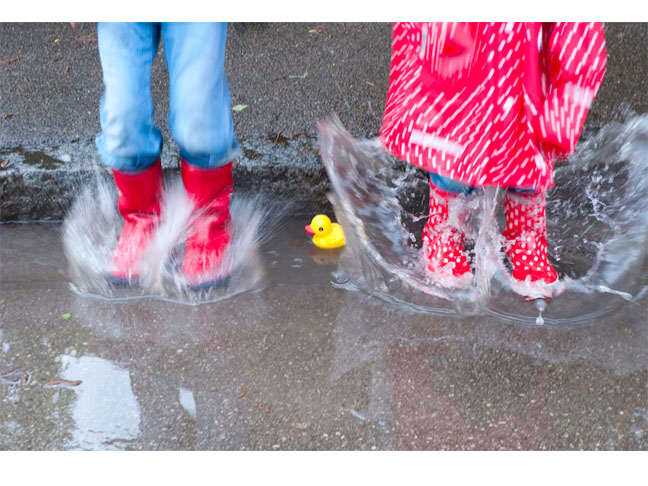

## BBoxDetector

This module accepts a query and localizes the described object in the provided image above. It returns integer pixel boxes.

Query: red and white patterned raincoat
[380,22,607,191]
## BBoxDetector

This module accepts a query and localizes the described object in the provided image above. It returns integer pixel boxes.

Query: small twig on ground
[254,402,271,413]
[274,127,285,144]
[75,35,97,43]
[43,379,82,387]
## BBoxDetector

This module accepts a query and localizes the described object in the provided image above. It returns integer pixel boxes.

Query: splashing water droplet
[317,113,648,324]
[62,174,286,305]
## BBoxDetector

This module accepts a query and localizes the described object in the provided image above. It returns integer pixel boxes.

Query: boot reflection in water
[94,22,240,289]
[379,22,607,298]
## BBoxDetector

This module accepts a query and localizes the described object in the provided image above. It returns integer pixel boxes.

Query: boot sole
[186,274,231,291]
[107,274,139,287]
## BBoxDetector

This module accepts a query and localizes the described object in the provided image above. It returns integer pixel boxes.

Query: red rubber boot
[422,182,472,288]
[181,160,233,288]
[110,159,164,284]
[503,191,558,293]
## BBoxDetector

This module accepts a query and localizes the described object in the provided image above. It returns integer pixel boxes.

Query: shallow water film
[0,229,646,450]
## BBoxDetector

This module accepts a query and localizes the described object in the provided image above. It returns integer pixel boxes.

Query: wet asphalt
[1,223,647,450]
[1,22,647,148]
[0,22,391,147]
[1,23,647,221]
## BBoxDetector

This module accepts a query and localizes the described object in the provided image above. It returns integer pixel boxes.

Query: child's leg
[502,189,558,285]
[422,173,473,285]
[161,23,241,287]
[429,172,475,197]
[96,22,165,284]
[161,22,240,169]
[96,22,162,171]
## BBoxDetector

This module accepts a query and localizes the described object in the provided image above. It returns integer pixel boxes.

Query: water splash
[62,173,283,305]
[317,113,648,324]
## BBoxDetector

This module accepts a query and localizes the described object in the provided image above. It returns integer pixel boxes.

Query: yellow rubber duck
[305,214,345,249]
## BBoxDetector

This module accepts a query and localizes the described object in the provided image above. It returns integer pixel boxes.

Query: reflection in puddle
[179,388,197,418]
[58,355,141,450]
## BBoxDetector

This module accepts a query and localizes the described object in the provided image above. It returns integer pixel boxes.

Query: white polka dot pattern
[422,182,471,278]
[380,22,607,191]
[502,192,558,284]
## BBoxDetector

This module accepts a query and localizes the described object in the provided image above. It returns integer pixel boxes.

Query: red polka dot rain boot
[502,191,558,298]
[422,182,472,288]
[181,160,233,289]
[109,159,165,285]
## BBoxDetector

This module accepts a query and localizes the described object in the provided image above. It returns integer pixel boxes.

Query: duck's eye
[319,227,324,232]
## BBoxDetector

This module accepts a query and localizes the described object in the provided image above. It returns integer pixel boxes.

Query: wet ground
[1,222,646,450]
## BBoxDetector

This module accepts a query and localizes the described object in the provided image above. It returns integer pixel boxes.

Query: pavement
[1,22,648,220]
[1,222,646,451]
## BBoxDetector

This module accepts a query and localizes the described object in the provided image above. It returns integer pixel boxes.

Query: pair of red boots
[109,159,232,288]
[422,181,558,294]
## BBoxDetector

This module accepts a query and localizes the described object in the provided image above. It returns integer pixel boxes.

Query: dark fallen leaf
[2,113,13,120]
[1,56,23,64]
[52,55,62,62]
[65,66,71,73]
[1,369,30,385]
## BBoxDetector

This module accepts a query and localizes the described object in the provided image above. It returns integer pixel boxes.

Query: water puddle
[317,113,648,325]
[1,218,646,450]
[57,354,141,450]
[0,145,65,170]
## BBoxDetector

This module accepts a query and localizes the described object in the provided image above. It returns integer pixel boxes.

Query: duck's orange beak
[305,224,315,235]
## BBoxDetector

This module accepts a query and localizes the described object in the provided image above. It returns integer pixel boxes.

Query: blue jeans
[429,172,539,196]
[96,22,240,172]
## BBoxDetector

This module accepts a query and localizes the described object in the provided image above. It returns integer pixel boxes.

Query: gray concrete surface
[1,223,646,450]
[1,22,647,220]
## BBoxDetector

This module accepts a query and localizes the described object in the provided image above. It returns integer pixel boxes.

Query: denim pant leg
[429,172,475,196]
[508,187,540,197]
[162,22,241,169]
[95,23,163,172]
[430,172,540,197]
